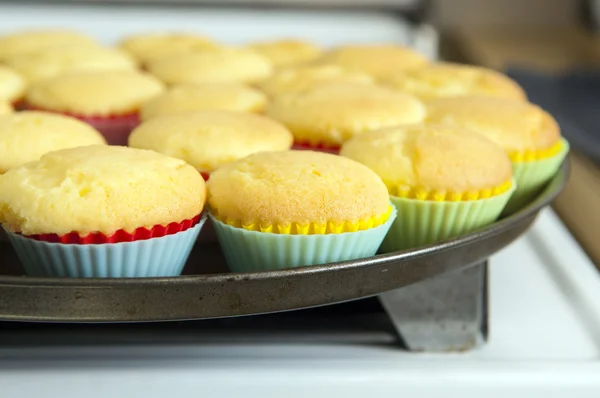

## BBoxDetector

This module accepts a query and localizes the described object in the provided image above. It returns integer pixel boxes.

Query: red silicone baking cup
[25,215,201,244]
[12,99,26,110]
[292,141,340,155]
[22,103,140,146]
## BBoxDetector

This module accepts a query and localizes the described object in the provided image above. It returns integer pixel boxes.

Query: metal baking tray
[0,161,569,323]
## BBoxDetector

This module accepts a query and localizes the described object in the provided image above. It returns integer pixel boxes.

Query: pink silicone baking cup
[292,141,340,155]
[22,103,140,146]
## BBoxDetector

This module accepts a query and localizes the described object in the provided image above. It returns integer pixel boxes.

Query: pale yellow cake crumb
[207,150,390,227]
[266,82,426,146]
[0,66,26,102]
[341,124,513,195]
[0,111,107,174]
[425,96,560,153]
[25,70,165,116]
[140,83,267,120]
[130,110,293,172]
[0,145,206,235]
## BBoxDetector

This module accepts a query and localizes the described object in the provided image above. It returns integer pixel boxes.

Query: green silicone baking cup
[209,205,397,273]
[502,138,570,215]
[380,182,516,253]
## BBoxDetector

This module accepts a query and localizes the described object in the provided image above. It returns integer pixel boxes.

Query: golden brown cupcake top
[249,38,323,68]
[25,70,165,116]
[207,150,390,231]
[425,96,561,156]
[259,65,373,98]
[146,47,273,85]
[118,32,218,64]
[266,82,426,146]
[140,83,267,121]
[382,63,527,101]
[129,110,293,172]
[315,44,429,79]
[341,124,513,199]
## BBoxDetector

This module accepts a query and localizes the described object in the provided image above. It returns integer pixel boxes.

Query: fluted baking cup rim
[508,138,567,163]
[209,204,393,235]
[387,179,514,202]
[17,213,205,245]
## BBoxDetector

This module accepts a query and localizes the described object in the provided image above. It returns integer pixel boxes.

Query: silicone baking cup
[380,180,516,253]
[502,137,569,215]
[292,142,340,155]
[210,205,396,272]
[5,214,205,278]
[23,103,140,146]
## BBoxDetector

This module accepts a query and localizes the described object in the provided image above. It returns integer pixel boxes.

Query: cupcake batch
[0,29,569,278]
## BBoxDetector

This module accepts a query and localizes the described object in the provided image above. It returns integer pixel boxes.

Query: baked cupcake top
[0,145,206,236]
[146,47,273,85]
[259,65,373,98]
[0,111,106,174]
[0,66,26,102]
[425,96,561,158]
[249,39,323,68]
[266,82,426,146]
[0,29,98,61]
[382,63,527,101]
[140,83,267,121]
[129,110,293,172]
[207,150,391,232]
[0,101,13,115]
[119,32,218,64]
[340,124,513,199]
[5,46,137,83]
[25,70,165,116]
[315,44,429,79]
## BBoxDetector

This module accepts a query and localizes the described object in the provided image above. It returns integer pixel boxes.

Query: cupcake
[0,145,206,278]
[0,29,98,61]
[140,83,268,121]
[341,124,515,251]
[314,44,429,79]
[249,39,323,69]
[0,111,106,173]
[266,82,426,153]
[119,32,218,65]
[258,65,373,98]
[129,110,293,180]
[0,101,13,115]
[5,45,138,84]
[0,66,26,106]
[146,47,273,85]
[23,70,165,145]
[425,97,569,213]
[207,150,396,272]
[381,62,527,101]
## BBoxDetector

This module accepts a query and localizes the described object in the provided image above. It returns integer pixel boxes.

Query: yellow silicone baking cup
[508,139,564,162]
[212,205,393,235]
[387,179,513,202]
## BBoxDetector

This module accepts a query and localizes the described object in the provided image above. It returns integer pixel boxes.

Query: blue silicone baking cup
[6,216,205,278]
[210,205,397,273]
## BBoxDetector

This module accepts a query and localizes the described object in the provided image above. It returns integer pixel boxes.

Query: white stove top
[0,4,598,397]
